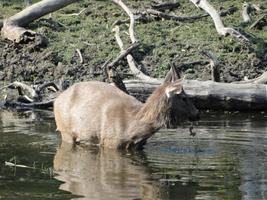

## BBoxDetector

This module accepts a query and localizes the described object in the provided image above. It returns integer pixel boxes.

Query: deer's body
[54,67,199,149]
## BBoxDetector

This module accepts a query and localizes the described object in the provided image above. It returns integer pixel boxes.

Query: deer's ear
[165,84,183,98]
[164,64,181,83]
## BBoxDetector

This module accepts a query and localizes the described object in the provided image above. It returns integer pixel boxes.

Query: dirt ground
[0,0,267,85]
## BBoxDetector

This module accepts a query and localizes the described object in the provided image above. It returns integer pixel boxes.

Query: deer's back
[54,81,142,145]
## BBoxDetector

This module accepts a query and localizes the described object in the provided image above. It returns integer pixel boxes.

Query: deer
[54,66,200,150]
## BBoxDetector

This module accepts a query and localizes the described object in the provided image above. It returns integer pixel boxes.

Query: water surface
[0,110,267,200]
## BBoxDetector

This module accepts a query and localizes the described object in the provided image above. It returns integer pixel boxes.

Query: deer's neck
[135,84,172,129]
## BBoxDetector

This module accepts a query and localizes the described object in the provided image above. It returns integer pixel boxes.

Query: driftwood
[124,79,267,111]
[0,80,68,109]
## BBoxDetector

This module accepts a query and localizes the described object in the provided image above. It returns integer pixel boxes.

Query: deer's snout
[188,109,200,122]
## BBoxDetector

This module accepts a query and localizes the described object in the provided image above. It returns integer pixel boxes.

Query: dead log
[1,0,78,43]
[3,99,54,109]
[124,79,267,111]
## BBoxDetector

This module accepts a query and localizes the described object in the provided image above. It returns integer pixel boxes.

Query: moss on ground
[0,0,266,83]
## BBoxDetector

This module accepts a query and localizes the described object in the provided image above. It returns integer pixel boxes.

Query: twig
[249,14,267,29]
[5,161,34,169]
[62,8,86,16]
[232,71,267,84]
[76,48,84,64]
[107,42,140,68]
[201,50,221,82]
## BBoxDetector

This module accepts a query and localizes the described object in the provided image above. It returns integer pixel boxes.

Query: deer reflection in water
[53,142,198,200]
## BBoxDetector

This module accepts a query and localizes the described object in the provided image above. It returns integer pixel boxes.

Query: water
[0,110,267,200]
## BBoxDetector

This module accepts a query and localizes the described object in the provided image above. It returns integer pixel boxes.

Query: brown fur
[136,83,172,128]
[54,80,199,150]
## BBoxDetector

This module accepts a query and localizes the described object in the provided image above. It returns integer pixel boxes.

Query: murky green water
[0,110,267,200]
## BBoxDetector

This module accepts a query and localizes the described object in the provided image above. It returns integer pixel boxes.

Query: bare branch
[147,6,237,22]
[112,26,158,82]
[2,82,38,99]
[76,49,84,64]
[189,0,249,42]
[146,9,208,22]
[107,42,140,69]
[232,71,267,84]
[201,50,221,82]
[111,0,137,43]
[242,2,252,23]
[61,8,86,16]
[250,14,267,29]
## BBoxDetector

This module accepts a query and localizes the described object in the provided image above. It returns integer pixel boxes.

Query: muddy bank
[0,0,266,85]
[0,39,266,85]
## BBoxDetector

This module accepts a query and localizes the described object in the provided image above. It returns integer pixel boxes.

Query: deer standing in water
[54,66,199,150]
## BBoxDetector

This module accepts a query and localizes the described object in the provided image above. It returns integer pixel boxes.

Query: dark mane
[136,83,173,128]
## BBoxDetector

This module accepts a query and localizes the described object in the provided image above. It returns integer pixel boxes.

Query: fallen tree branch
[62,8,86,16]
[0,80,66,109]
[111,0,158,82]
[1,81,39,101]
[112,26,158,82]
[242,2,252,23]
[201,50,221,82]
[151,2,180,11]
[1,0,78,43]
[107,42,140,69]
[232,71,267,84]
[190,0,249,42]
[2,99,54,109]
[76,49,84,64]
[112,0,136,43]
[146,8,208,22]
[146,6,237,22]
[250,14,267,29]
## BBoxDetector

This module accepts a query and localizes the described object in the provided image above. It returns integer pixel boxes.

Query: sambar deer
[54,66,199,149]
